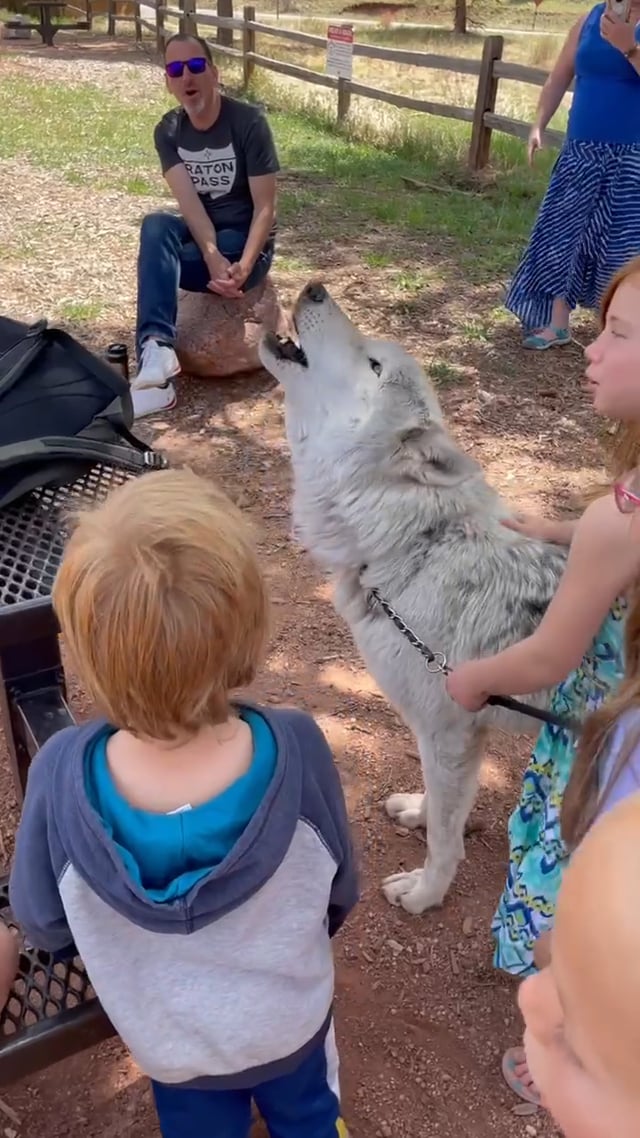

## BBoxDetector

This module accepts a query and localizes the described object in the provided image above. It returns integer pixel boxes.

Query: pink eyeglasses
[614,476,640,515]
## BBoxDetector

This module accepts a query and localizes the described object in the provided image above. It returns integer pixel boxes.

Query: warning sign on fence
[326,23,354,80]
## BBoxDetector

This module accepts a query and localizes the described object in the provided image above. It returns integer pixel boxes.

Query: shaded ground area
[0,34,598,1138]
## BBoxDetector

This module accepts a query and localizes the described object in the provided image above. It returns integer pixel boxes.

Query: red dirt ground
[0,329,592,1137]
[0,35,603,1138]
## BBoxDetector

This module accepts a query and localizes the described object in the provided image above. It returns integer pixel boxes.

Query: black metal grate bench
[0,881,113,1086]
[0,464,132,1085]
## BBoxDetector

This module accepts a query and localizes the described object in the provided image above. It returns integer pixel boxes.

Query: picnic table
[0,464,135,1084]
[22,0,89,46]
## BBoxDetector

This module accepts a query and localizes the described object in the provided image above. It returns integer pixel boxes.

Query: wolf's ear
[393,422,479,487]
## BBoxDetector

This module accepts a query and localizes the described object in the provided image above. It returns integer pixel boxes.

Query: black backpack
[0,315,168,510]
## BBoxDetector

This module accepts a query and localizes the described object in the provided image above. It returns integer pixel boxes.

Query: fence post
[156,0,165,53]
[468,35,503,171]
[107,0,115,36]
[134,0,142,43]
[337,77,351,124]
[454,0,467,34]
[243,4,255,88]
[182,0,197,36]
[217,0,233,47]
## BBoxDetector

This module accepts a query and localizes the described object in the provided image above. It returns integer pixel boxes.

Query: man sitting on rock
[132,32,279,418]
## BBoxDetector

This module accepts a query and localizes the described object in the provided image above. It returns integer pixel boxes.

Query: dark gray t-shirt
[154,96,280,237]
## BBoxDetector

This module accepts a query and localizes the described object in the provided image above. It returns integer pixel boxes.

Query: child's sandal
[502,1046,542,1106]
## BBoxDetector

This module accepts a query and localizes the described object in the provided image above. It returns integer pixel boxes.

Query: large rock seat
[175,276,285,378]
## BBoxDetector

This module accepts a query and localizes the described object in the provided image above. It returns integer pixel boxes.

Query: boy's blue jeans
[151,1028,346,1138]
[135,210,275,360]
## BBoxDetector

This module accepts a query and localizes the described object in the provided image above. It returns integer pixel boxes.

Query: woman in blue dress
[506,1,640,349]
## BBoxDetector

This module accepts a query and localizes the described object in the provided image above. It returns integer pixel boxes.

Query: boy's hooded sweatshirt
[9,706,358,1088]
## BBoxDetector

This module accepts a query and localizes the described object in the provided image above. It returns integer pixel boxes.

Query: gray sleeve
[9,739,75,954]
[295,713,359,937]
[244,112,280,178]
[154,117,182,175]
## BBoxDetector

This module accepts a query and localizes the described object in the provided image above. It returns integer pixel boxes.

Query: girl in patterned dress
[447,257,640,1103]
[509,513,640,1117]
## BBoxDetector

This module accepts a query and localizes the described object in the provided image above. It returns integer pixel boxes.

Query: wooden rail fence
[105,0,565,170]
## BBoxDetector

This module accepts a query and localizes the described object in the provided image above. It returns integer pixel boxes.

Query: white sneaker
[132,381,177,420]
[133,339,181,391]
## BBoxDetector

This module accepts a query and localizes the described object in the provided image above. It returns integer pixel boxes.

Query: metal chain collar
[367,586,579,733]
[368,588,449,675]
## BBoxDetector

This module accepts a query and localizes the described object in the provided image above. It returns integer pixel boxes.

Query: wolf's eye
[369,358,382,376]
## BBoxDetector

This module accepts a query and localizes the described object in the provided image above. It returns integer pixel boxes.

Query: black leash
[368,587,580,734]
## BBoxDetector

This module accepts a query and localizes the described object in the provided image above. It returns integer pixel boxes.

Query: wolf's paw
[382,868,444,914]
[385,792,426,830]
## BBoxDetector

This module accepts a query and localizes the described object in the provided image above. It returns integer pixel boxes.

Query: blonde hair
[563,257,640,847]
[53,468,270,742]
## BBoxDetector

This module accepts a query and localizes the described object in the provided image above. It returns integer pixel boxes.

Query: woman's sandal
[523,326,571,350]
[502,1046,542,1107]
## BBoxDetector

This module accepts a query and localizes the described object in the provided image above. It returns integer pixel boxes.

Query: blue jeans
[135,211,275,359]
[151,1028,345,1138]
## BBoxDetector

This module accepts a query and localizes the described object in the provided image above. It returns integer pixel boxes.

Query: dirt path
[0,349,575,1138]
[0,43,601,1138]
[0,293,588,1138]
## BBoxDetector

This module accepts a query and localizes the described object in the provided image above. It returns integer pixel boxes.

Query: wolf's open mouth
[264,331,308,367]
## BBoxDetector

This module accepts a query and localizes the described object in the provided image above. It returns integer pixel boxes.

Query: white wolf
[259,282,567,915]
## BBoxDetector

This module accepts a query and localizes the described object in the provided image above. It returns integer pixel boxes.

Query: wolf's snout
[302,281,327,304]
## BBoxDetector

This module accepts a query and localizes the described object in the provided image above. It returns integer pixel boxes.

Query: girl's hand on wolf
[445,663,491,712]
[502,513,552,540]
[502,514,574,545]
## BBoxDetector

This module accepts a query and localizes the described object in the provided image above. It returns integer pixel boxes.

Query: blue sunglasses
[165,56,208,79]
